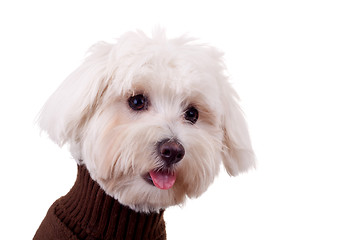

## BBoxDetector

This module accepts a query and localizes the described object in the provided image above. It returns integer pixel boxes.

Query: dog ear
[221,85,255,176]
[37,42,113,151]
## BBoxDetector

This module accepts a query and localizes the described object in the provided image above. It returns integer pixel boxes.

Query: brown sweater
[34,165,166,240]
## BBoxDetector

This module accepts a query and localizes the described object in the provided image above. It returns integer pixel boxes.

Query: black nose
[158,140,185,165]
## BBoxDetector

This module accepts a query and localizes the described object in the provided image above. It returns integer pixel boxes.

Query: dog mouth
[143,169,176,190]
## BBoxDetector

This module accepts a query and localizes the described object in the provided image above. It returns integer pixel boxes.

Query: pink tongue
[149,170,176,190]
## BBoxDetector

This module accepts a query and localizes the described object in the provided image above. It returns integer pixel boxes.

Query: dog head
[38,30,255,212]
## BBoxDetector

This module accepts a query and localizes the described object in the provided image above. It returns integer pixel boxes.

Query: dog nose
[158,140,185,165]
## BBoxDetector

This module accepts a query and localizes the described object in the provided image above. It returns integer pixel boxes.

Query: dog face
[38,30,255,212]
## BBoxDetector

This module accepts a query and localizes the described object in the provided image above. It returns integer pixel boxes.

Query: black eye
[184,107,199,124]
[128,94,148,111]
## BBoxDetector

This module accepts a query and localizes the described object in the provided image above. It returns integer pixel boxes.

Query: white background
[1,1,359,239]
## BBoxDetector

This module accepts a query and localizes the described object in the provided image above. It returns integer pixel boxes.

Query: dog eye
[184,107,199,124]
[128,94,148,111]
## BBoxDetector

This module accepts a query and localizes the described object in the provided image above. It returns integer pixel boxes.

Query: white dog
[35,30,255,240]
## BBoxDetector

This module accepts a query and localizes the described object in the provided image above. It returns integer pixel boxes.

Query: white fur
[38,30,255,212]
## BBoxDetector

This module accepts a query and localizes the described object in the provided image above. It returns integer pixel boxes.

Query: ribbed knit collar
[54,164,166,240]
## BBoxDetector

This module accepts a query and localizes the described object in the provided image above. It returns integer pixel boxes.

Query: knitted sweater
[34,165,166,240]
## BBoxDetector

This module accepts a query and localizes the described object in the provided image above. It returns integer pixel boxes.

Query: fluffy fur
[38,30,255,212]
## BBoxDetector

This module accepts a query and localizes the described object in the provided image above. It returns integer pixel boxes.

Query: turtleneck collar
[35,164,166,240]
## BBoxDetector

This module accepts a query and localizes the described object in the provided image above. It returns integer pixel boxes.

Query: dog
[34,30,255,240]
